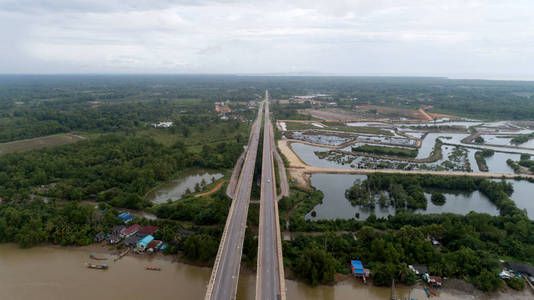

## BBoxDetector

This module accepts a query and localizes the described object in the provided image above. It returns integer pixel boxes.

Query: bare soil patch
[0,133,85,156]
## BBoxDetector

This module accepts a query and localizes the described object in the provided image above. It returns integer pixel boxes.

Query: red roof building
[122,224,141,237]
[146,240,163,253]
[137,226,159,237]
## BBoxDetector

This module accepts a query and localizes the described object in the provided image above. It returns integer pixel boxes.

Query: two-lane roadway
[256,90,286,300]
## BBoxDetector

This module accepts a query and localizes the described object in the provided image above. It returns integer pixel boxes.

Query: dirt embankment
[195,180,227,198]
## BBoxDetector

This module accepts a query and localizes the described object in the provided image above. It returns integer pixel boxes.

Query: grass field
[0,133,86,156]
[137,120,251,153]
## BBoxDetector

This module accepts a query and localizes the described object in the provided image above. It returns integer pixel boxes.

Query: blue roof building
[136,235,154,252]
[351,260,364,275]
[351,260,369,281]
[118,212,135,223]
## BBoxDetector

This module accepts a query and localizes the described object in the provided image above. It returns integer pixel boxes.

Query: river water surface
[0,244,483,300]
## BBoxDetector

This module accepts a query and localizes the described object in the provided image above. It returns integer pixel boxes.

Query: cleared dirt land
[0,133,85,156]
[299,106,458,121]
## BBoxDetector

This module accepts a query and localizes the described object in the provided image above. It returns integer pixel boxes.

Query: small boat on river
[424,286,431,297]
[89,253,108,260]
[145,266,161,271]
[86,263,108,270]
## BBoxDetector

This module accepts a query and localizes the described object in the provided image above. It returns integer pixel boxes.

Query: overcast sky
[1,0,534,78]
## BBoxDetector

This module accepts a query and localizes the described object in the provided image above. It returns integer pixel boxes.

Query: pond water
[292,143,352,169]
[295,141,473,172]
[466,148,480,172]
[305,174,499,220]
[291,132,352,146]
[0,244,475,300]
[481,134,534,149]
[484,152,521,174]
[416,133,468,159]
[292,132,531,174]
[145,169,223,204]
[492,179,534,219]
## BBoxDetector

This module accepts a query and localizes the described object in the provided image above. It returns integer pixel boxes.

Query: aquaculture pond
[292,131,531,174]
[145,169,223,204]
[305,174,500,221]
[290,131,352,146]
[291,143,353,169]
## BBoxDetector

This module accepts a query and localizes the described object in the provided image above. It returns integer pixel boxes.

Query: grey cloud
[0,0,227,13]
[1,0,534,77]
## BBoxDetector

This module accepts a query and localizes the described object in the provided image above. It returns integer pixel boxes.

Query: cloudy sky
[1,0,534,78]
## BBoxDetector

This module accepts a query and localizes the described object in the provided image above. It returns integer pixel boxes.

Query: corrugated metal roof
[351,260,363,270]
[138,226,159,235]
[351,260,365,274]
[123,224,140,235]
[137,235,154,247]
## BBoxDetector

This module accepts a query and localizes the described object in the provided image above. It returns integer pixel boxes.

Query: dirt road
[296,166,533,179]
[418,108,434,121]
[195,180,227,198]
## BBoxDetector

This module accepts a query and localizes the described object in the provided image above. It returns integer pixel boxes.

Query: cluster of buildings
[271,95,336,107]
[409,264,443,287]
[94,212,166,254]
[152,121,173,128]
[214,100,256,121]
[215,101,232,114]
[499,261,534,287]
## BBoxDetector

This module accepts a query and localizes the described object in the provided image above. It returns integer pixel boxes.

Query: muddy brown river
[0,244,529,299]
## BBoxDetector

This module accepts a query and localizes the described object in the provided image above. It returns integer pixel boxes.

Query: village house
[122,224,141,238]
[93,232,106,243]
[136,235,154,253]
[137,226,159,237]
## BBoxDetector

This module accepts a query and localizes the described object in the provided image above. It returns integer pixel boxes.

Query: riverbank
[1,243,531,299]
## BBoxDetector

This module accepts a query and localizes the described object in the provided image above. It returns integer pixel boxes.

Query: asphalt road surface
[256,91,285,300]
[205,102,263,300]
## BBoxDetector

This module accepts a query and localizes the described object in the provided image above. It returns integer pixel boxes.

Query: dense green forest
[0,198,226,264]
[282,174,533,291]
[2,75,534,132]
[0,133,243,209]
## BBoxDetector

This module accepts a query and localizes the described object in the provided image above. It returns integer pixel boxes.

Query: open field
[136,121,250,152]
[299,106,459,122]
[0,133,85,156]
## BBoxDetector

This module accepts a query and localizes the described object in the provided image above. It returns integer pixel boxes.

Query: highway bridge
[205,90,287,300]
[256,90,286,300]
[205,101,264,300]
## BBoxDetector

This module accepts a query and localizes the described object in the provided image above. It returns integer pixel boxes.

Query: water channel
[0,244,493,300]
[145,169,223,204]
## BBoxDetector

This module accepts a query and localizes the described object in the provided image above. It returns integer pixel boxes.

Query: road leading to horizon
[205,101,264,300]
[256,90,286,300]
